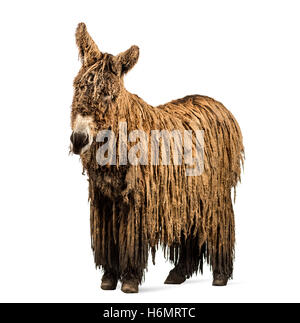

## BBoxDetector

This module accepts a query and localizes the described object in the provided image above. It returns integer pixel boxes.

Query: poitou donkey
[70,23,244,293]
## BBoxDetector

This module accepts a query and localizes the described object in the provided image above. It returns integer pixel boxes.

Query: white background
[0,0,299,303]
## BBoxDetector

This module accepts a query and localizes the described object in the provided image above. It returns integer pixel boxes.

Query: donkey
[70,23,244,293]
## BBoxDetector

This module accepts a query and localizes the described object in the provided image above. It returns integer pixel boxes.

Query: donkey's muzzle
[70,131,89,154]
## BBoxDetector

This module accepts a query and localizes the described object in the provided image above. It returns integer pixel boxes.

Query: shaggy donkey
[70,23,244,293]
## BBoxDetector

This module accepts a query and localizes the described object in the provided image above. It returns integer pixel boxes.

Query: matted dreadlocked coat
[71,23,244,282]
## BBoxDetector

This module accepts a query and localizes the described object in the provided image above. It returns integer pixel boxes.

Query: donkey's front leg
[119,254,148,293]
[100,241,120,290]
[120,269,141,293]
[117,202,148,293]
[101,266,119,290]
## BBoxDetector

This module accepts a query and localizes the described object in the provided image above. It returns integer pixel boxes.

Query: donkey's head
[70,23,139,155]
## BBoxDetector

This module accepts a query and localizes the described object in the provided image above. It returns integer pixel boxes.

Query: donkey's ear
[117,45,139,75]
[75,23,102,66]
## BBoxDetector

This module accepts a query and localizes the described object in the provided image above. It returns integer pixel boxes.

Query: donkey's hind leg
[211,234,233,287]
[164,262,187,284]
[165,235,203,284]
[211,197,235,287]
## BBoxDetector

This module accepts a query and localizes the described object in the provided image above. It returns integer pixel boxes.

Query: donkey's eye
[87,74,94,82]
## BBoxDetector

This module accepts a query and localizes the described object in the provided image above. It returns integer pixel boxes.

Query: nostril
[82,134,89,147]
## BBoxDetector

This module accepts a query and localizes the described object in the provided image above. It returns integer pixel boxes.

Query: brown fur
[71,23,244,285]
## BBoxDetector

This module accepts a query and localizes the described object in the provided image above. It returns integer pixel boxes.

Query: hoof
[101,280,117,290]
[164,269,186,285]
[212,274,228,286]
[101,273,118,290]
[121,280,139,293]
